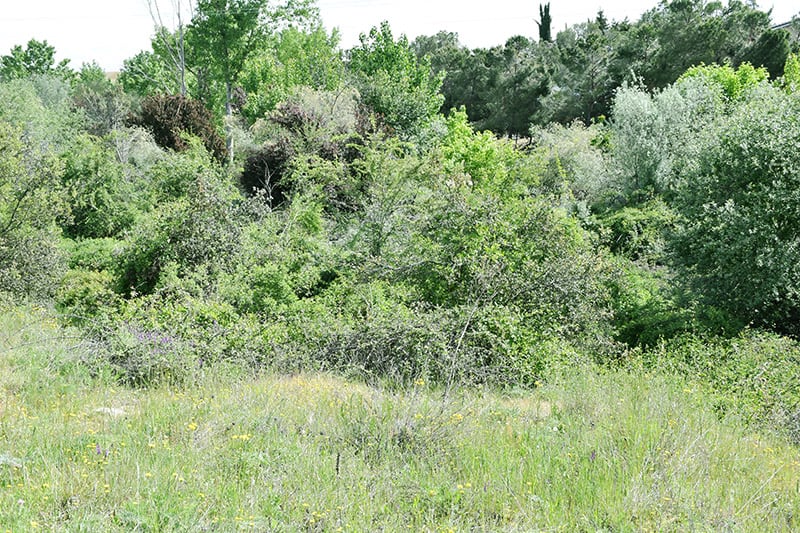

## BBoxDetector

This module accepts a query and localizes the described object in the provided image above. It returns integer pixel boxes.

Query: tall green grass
[1,306,799,531]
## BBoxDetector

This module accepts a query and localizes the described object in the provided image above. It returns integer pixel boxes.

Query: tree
[0,39,72,81]
[537,3,552,43]
[348,21,444,138]
[238,24,343,122]
[187,0,317,161]
[145,0,196,96]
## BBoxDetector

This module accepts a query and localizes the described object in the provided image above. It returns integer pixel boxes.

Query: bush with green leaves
[238,25,344,122]
[144,135,226,202]
[241,89,362,208]
[219,194,339,315]
[599,198,677,263]
[678,62,769,101]
[60,134,139,238]
[671,83,800,336]
[115,163,243,296]
[531,120,612,209]
[71,62,132,137]
[609,79,723,204]
[642,331,800,444]
[347,21,444,138]
[0,121,68,298]
[0,76,84,151]
[345,115,615,349]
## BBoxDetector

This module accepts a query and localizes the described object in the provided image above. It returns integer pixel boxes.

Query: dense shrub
[599,199,677,263]
[642,331,800,444]
[0,121,68,299]
[348,22,444,138]
[239,138,295,203]
[115,171,243,296]
[60,134,139,238]
[671,84,800,336]
[129,94,226,163]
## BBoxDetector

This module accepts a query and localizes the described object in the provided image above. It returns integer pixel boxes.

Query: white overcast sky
[0,0,797,71]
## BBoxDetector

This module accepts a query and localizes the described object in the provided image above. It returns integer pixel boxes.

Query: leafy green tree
[60,134,139,238]
[782,53,800,93]
[187,0,318,160]
[72,62,132,136]
[678,61,769,100]
[637,0,770,89]
[348,21,444,138]
[540,19,616,124]
[0,39,72,81]
[119,38,188,97]
[238,24,343,122]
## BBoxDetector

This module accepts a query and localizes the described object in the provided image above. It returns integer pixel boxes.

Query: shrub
[66,237,120,271]
[0,120,68,299]
[115,172,243,296]
[60,134,139,238]
[671,84,800,336]
[239,138,295,203]
[599,198,677,263]
[56,269,119,323]
[643,331,800,444]
[129,94,226,163]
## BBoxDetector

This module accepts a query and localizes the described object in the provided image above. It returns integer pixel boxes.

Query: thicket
[1,1,799,446]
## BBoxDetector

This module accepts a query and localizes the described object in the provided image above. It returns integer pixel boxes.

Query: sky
[0,0,797,72]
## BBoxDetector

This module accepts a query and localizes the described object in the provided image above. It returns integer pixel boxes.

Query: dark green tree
[537,3,553,42]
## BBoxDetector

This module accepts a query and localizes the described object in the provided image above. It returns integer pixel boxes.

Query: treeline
[1,0,800,396]
[415,0,799,135]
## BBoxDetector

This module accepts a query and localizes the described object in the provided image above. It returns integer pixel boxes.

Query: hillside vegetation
[1,0,800,530]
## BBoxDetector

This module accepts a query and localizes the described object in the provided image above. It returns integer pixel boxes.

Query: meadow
[3,307,799,531]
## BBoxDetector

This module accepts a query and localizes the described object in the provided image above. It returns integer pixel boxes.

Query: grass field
[2,306,799,531]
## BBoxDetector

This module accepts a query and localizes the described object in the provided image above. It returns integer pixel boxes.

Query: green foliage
[531,120,611,205]
[71,62,132,137]
[241,88,361,206]
[0,121,68,298]
[0,77,84,150]
[440,108,520,188]
[118,42,185,97]
[60,134,139,238]
[609,79,722,203]
[782,52,800,93]
[129,94,227,163]
[115,165,242,295]
[0,39,72,81]
[671,84,800,335]
[599,199,676,263]
[66,237,121,272]
[537,3,552,42]
[637,0,771,89]
[348,22,444,137]
[643,331,800,443]
[220,196,337,315]
[238,25,343,122]
[678,62,769,101]
[56,269,119,323]
[608,259,741,347]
